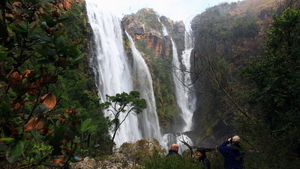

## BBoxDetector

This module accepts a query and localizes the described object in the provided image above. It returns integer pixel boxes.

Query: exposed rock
[70,138,165,169]
[174,21,185,33]
[122,8,183,58]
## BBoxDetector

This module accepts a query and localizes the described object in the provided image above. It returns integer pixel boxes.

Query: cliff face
[189,0,289,147]
[122,8,185,59]
[121,8,186,132]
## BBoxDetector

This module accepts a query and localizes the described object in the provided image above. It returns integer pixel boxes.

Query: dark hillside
[189,0,293,147]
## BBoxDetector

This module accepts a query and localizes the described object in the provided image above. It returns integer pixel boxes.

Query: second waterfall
[86,1,196,152]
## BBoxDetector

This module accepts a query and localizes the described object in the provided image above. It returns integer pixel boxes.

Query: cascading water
[86,1,162,148]
[161,25,196,153]
[86,0,196,153]
[125,31,162,142]
[86,2,142,147]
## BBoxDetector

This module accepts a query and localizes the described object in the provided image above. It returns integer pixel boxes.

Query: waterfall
[163,25,196,132]
[125,32,162,142]
[86,2,142,147]
[86,1,162,148]
[86,0,196,153]
[161,25,196,153]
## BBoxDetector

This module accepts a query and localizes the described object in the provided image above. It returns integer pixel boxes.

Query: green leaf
[54,29,65,43]
[0,138,15,142]
[27,0,39,3]
[49,126,66,154]
[31,129,47,141]
[73,53,85,62]
[60,101,69,108]
[7,155,19,163]
[8,25,27,34]
[37,59,51,64]
[87,125,97,132]
[1,95,10,114]
[25,93,36,102]
[56,17,70,24]
[33,104,47,115]
[9,140,24,156]
[0,52,8,60]
[34,33,52,43]
[46,19,56,28]
[46,48,57,58]
[80,118,92,132]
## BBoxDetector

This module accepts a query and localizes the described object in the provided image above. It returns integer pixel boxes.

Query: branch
[179,135,197,157]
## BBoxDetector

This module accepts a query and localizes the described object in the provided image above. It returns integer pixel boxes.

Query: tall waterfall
[86,1,162,148]
[161,25,195,153]
[86,2,142,147]
[125,32,162,141]
[86,0,196,152]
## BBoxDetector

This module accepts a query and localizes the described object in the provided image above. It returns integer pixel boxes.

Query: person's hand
[227,138,232,142]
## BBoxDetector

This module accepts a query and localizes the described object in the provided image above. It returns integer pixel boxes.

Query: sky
[87,0,239,24]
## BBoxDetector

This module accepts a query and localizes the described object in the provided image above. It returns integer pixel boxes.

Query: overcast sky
[87,0,239,24]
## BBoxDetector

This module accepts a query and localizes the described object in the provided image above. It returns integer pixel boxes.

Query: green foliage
[240,8,300,168]
[150,56,177,129]
[232,16,260,40]
[101,91,146,142]
[189,1,265,145]
[136,8,162,31]
[63,1,87,44]
[0,0,106,167]
[142,152,201,169]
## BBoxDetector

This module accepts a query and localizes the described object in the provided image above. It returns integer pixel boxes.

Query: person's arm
[220,140,230,147]
[219,139,231,154]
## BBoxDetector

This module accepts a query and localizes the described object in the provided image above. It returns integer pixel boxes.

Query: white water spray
[86,2,142,147]
[161,24,196,153]
[86,1,163,148]
[125,32,162,141]
[163,26,196,132]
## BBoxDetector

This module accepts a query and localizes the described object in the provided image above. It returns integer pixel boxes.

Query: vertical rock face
[121,8,184,59]
[121,8,186,132]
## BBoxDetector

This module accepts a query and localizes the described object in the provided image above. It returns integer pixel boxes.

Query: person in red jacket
[219,135,244,169]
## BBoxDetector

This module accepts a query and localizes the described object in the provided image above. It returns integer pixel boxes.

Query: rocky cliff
[121,8,186,133]
[122,8,185,59]
[189,0,290,147]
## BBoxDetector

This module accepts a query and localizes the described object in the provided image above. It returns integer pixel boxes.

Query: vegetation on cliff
[122,8,187,133]
[190,0,300,168]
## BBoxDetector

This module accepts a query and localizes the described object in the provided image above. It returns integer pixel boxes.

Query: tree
[100,91,146,142]
[240,8,300,168]
[0,0,94,167]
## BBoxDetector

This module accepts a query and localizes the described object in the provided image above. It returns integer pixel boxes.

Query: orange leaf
[22,69,34,78]
[8,71,22,88]
[50,157,65,164]
[13,103,21,111]
[41,93,56,109]
[25,116,45,131]
[28,22,37,29]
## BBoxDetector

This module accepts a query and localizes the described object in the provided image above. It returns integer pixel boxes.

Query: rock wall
[121,8,185,59]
